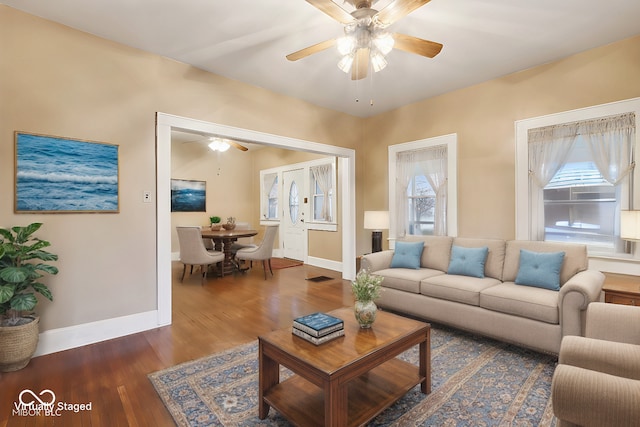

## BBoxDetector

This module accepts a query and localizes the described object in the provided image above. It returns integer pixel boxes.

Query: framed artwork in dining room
[171,179,206,212]
[14,132,120,213]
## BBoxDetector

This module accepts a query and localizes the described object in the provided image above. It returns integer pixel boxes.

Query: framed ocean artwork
[15,132,119,213]
[171,179,206,212]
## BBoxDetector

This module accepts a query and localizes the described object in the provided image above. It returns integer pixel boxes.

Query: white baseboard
[306,256,342,272]
[34,310,160,357]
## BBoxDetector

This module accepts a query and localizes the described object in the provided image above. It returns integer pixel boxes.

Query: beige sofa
[551,302,640,427]
[361,236,605,354]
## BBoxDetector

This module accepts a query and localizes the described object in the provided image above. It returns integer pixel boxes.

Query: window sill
[307,222,337,232]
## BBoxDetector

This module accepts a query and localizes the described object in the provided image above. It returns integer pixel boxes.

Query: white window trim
[515,97,640,273]
[388,134,458,246]
[259,157,338,232]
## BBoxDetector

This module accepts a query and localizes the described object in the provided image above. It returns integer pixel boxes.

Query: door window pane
[289,181,299,224]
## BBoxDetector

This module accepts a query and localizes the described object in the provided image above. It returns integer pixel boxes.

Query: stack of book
[292,312,344,345]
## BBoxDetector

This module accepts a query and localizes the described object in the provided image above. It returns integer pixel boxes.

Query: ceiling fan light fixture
[337,35,356,56]
[337,54,355,73]
[370,51,388,72]
[208,138,231,152]
[373,31,394,55]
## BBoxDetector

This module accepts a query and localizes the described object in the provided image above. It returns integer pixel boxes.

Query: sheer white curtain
[582,112,636,185]
[528,112,636,240]
[528,124,577,239]
[396,145,448,236]
[311,164,332,221]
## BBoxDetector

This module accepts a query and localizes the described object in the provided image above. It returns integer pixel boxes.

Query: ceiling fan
[287,0,443,80]
[180,135,249,152]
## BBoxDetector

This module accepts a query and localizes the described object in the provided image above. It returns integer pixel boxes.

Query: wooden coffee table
[258,307,431,427]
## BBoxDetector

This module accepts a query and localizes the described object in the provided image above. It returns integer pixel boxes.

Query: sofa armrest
[558,269,605,337]
[552,364,640,427]
[360,250,394,272]
[585,302,640,344]
[559,335,640,380]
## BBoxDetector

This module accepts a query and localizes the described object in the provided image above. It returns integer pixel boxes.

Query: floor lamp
[364,211,389,253]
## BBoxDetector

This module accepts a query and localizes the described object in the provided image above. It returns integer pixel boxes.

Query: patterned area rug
[149,325,558,426]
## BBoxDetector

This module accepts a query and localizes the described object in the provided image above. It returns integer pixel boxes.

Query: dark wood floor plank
[0,262,350,426]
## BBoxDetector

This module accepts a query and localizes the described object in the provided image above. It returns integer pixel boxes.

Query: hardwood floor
[0,262,353,426]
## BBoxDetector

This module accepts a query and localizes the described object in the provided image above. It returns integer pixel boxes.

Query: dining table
[201,228,258,276]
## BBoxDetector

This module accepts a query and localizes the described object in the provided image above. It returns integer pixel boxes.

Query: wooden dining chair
[176,226,224,284]
[235,225,279,279]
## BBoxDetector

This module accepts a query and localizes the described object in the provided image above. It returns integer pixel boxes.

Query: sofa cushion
[376,268,444,293]
[515,249,565,291]
[447,245,489,278]
[421,274,501,306]
[503,240,587,286]
[390,240,424,269]
[452,237,506,281]
[480,282,559,324]
[402,236,453,271]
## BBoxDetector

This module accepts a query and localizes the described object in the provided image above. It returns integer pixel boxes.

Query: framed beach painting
[15,132,119,213]
[171,179,206,212]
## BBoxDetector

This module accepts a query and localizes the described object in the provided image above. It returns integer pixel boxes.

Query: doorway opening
[156,113,356,326]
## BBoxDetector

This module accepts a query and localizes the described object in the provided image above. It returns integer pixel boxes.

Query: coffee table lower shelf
[263,358,422,427]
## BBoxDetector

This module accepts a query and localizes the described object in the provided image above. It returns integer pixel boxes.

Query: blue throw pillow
[447,245,489,278]
[515,249,565,291]
[390,241,425,269]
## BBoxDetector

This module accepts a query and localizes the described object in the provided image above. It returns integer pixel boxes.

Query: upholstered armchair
[176,226,224,284]
[551,302,640,427]
[235,225,278,279]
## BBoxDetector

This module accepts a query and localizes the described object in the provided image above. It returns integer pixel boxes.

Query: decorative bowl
[222,223,236,230]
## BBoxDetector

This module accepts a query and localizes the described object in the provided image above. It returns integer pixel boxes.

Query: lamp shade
[364,211,389,230]
[621,210,640,240]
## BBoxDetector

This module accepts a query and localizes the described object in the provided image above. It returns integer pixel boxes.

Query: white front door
[282,168,307,261]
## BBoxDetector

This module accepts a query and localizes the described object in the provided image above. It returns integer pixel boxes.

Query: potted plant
[351,269,384,328]
[0,223,58,372]
[209,216,222,230]
[223,216,236,230]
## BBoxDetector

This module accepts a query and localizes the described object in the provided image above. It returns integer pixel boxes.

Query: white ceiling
[3,0,639,117]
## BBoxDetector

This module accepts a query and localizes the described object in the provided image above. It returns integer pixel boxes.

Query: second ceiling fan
[287,0,443,80]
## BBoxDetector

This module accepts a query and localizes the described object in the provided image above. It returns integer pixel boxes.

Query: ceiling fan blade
[286,39,336,61]
[228,140,249,152]
[392,33,443,58]
[351,48,369,80]
[376,0,431,26]
[305,0,355,24]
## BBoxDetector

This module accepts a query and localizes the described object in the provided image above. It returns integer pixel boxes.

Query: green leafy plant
[0,223,58,326]
[209,216,221,224]
[351,269,383,302]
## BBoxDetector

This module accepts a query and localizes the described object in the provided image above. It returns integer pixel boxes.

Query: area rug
[269,258,303,269]
[149,325,558,426]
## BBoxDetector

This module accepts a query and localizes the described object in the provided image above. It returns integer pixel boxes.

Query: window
[407,174,436,235]
[310,163,334,222]
[261,172,279,220]
[543,138,621,252]
[389,134,458,240]
[267,175,278,219]
[516,99,640,262]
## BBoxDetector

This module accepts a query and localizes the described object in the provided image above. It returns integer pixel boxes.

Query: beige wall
[362,35,640,242]
[0,6,360,332]
[2,4,639,337]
